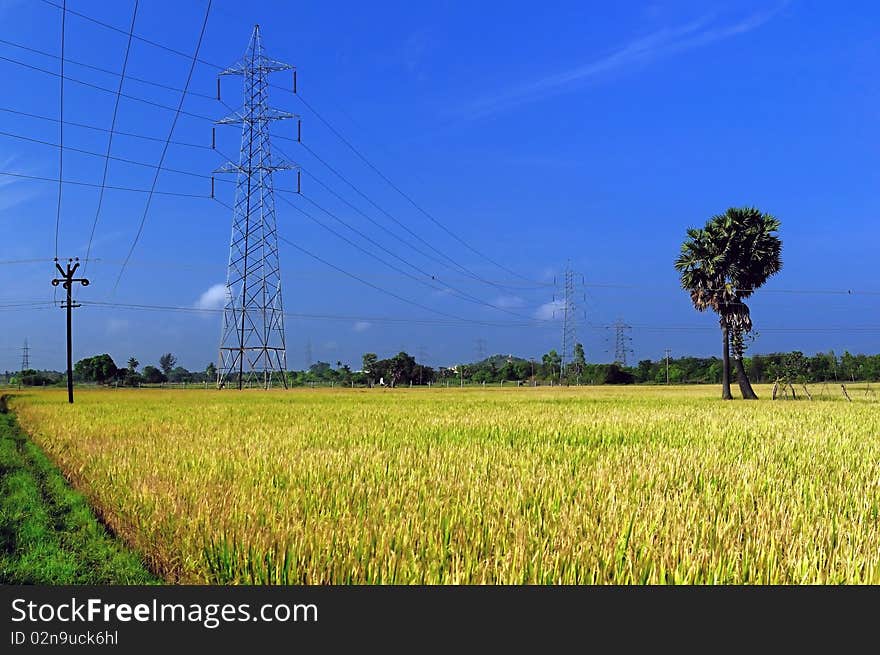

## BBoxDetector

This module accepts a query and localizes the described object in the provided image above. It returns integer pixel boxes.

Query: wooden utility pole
[51,258,89,404]
[664,348,672,384]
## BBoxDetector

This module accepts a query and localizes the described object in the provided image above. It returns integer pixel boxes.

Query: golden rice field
[8,384,880,584]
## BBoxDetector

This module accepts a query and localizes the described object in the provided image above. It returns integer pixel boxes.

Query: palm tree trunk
[721,323,733,400]
[734,356,758,399]
[730,325,758,400]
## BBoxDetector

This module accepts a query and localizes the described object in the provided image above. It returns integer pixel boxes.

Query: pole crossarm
[50,257,89,403]
[215,107,298,125]
[213,159,297,174]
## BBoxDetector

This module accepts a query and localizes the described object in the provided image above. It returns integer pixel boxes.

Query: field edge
[0,395,160,585]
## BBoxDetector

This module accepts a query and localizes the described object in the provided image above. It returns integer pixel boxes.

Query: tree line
[13,347,877,388]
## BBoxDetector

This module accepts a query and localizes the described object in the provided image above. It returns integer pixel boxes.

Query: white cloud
[535,299,565,321]
[494,295,525,309]
[353,321,372,332]
[195,283,228,310]
[464,4,788,119]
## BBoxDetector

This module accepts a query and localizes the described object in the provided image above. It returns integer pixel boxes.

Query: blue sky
[1,0,878,372]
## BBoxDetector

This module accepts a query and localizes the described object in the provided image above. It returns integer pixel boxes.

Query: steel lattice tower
[215,25,297,390]
[613,318,632,367]
[21,338,29,372]
[560,264,577,375]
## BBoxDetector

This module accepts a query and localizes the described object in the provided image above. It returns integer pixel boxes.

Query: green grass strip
[0,404,158,584]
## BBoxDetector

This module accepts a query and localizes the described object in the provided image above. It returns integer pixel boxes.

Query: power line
[16,1,880,316]
[295,162,465,277]
[0,128,225,183]
[292,94,539,284]
[240,200,484,324]
[83,0,140,275]
[113,0,213,293]
[0,105,213,150]
[0,170,212,198]
[5,293,880,334]
[34,0,542,286]
[297,141,520,292]
[276,231,484,325]
[13,4,540,296]
[0,35,218,103]
[0,53,217,123]
[53,0,66,259]
[2,46,513,298]
[279,193,462,300]
[284,192,547,321]
[38,0,224,72]
[51,299,880,334]
[79,300,544,328]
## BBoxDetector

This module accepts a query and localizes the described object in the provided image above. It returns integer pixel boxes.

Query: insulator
[216,78,221,101]
[293,70,297,94]
[297,120,302,143]
[297,170,301,194]
[211,176,215,198]
[211,128,215,149]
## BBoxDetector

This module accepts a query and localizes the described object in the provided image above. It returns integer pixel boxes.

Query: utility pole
[664,348,672,384]
[612,318,632,367]
[51,258,89,404]
[215,25,297,390]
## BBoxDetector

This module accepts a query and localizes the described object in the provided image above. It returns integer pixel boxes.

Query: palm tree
[725,209,782,398]
[675,207,782,400]
[127,357,139,374]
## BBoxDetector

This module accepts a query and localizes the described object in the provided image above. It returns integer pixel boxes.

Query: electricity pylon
[20,338,29,372]
[613,318,633,367]
[560,263,577,375]
[215,25,298,390]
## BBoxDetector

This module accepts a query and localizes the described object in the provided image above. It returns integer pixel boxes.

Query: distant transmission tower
[215,25,298,390]
[613,318,633,366]
[559,263,577,375]
[475,338,487,361]
[21,338,29,372]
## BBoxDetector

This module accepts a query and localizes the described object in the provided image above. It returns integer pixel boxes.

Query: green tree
[73,354,118,384]
[541,350,561,380]
[336,361,353,386]
[206,362,217,380]
[675,207,782,400]
[159,353,177,377]
[389,352,416,386]
[362,353,378,385]
[142,365,165,384]
[168,367,193,383]
[123,357,140,386]
[573,343,587,379]
[604,364,634,385]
